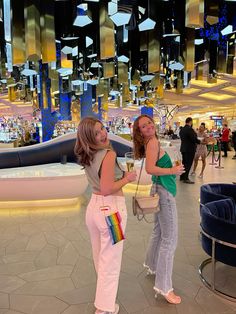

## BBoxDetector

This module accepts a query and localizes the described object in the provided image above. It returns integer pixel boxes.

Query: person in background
[74,117,136,314]
[231,130,236,159]
[133,114,185,305]
[191,124,208,178]
[179,117,201,184]
[221,124,230,157]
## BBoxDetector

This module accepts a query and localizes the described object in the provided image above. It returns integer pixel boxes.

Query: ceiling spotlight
[61,36,79,40]
[108,1,117,15]
[87,53,97,58]
[21,69,37,76]
[117,55,129,63]
[71,80,84,86]
[90,62,102,68]
[168,62,184,71]
[221,25,233,36]
[73,4,92,27]
[61,46,73,54]
[86,36,93,48]
[141,74,155,82]
[57,68,73,76]
[195,39,204,45]
[72,47,78,57]
[73,15,92,27]
[110,12,132,27]
[138,18,156,31]
[138,6,146,15]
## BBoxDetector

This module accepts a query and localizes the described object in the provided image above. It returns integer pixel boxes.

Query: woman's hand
[124,171,137,183]
[172,164,185,175]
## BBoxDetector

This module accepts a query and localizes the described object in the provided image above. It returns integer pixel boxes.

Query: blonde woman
[133,114,184,305]
[74,117,136,314]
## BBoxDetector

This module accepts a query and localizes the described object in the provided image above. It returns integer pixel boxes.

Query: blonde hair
[133,114,158,159]
[74,117,103,166]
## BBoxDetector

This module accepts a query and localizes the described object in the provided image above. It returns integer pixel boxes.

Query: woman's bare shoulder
[147,137,159,147]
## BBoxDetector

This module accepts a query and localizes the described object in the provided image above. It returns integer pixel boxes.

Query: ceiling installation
[0,0,235,128]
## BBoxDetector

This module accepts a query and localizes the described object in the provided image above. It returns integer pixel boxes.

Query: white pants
[86,194,127,312]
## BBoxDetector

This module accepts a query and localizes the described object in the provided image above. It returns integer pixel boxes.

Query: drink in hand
[125,152,135,172]
[175,160,181,166]
[126,161,134,172]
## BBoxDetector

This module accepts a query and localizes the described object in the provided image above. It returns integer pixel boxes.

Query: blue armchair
[199,198,236,301]
[200,183,236,207]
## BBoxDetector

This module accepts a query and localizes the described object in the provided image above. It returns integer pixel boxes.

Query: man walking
[221,124,230,157]
[179,117,201,184]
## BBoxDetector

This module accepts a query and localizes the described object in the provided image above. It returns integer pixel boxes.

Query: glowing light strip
[6,43,13,72]
[3,0,11,42]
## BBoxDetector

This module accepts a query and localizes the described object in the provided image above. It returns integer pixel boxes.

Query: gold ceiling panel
[148,30,160,73]
[185,28,195,72]
[118,62,128,84]
[41,0,56,63]
[100,4,115,59]
[25,1,41,61]
[185,0,204,28]
[12,1,25,64]
[206,15,219,25]
[103,62,115,78]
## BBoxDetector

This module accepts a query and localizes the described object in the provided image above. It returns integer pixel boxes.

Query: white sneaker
[191,172,196,176]
[95,304,119,314]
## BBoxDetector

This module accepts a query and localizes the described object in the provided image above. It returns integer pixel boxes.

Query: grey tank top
[84,149,124,193]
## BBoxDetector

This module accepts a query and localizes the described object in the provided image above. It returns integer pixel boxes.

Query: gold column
[185,28,195,72]
[103,62,115,79]
[8,85,16,102]
[148,30,160,73]
[218,49,227,73]
[25,0,41,61]
[100,3,115,59]
[49,68,59,93]
[176,75,183,94]
[140,32,148,52]
[118,62,128,84]
[40,0,56,63]
[0,57,6,78]
[12,0,25,64]
[122,83,130,107]
[226,35,235,75]
[185,0,204,28]
[195,62,203,80]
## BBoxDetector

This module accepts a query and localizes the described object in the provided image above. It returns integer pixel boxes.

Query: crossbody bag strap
[134,157,144,198]
[134,139,161,198]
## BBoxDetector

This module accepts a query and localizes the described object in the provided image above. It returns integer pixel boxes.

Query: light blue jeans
[144,184,178,295]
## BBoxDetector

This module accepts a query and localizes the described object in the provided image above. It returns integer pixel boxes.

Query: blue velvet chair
[199,198,236,301]
[200,183,236,207]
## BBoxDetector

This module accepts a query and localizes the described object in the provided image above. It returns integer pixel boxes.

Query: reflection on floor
[0,152,236,314]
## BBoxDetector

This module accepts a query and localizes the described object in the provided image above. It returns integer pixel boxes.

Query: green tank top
[152,152,177,197]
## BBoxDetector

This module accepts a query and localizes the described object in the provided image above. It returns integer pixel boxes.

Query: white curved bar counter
[0,163,88,202]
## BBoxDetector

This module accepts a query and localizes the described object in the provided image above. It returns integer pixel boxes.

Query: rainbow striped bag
[105,211,125,245]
